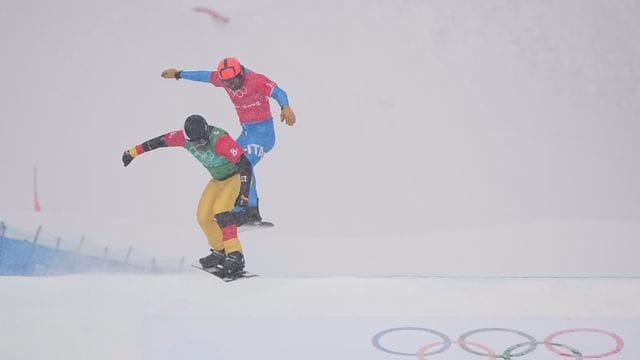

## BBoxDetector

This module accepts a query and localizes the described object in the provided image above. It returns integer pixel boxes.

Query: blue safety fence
[0,221,186,276]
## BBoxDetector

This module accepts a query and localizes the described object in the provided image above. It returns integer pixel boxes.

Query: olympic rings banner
[372,327,624,359]
[147,317,638,360]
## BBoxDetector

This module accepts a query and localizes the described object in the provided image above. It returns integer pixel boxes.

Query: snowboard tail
[238,220,274,233]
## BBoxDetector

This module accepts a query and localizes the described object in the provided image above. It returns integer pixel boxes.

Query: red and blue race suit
[178,68,290,208]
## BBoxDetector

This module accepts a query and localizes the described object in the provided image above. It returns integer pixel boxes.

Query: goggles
[184,125,210,146]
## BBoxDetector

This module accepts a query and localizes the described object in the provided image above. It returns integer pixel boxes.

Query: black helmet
[184,114,210,143]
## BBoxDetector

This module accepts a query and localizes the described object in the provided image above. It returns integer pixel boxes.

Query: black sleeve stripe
[142,135,168,152]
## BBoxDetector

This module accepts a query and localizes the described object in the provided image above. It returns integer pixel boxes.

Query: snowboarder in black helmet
[122,114,252,277]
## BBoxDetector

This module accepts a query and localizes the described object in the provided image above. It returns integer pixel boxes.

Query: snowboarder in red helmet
[161,57,296,227]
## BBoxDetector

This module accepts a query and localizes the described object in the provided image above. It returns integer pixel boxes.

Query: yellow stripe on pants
[196,174,242,254]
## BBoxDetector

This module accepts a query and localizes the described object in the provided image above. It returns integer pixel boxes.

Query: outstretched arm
[122,130,186,167]
[161,68,212,83]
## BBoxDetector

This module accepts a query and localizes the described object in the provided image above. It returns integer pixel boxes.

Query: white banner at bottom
[145,317,636,360]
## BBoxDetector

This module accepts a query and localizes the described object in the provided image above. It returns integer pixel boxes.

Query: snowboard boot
[222,251,245,276]
[236,205,262,227]
[199,248,226,269]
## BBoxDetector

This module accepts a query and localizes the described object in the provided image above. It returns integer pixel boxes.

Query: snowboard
[238,220,275,233]
[191,263,258,282]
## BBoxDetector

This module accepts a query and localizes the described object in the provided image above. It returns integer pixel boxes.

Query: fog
[1,1,640,359]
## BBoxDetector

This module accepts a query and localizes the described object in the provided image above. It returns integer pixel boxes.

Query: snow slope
[1,274,639,359]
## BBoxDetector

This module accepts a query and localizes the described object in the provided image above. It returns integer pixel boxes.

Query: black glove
[122,150,134,167]
[235,194,249,208]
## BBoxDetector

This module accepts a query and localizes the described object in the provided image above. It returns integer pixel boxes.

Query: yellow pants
[196,175,242,254]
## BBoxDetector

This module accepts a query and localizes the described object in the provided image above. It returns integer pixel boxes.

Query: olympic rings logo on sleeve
[371,327,624,359]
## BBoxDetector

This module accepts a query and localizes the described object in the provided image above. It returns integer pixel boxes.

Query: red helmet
[217,57,242,80]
